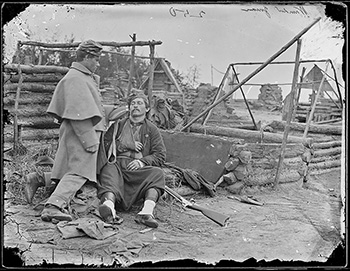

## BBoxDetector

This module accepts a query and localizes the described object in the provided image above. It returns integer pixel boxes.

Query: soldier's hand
[127,159,144,171]
[86,144,99,153]
[134,141,143,152]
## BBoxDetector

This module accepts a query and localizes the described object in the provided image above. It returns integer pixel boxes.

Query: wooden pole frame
[231,59,343,107]
[201,65,231,125]
[127,33,136,94]
[292,67,307,121]
[18,38,162,96]
[303,60,331,139]
[13,63,24,148]
[148,44,155,106]
[274,38,302,187]
[19,40,162,48]
[231,66,258,129]
[181,17,321,132]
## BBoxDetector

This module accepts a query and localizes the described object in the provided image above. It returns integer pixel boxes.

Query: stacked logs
[3,64,68,143]
[307,140,342,175]
[295,101,342,123]
[3,64,118,144]
[188,123,342,178]
[228,141,308,186]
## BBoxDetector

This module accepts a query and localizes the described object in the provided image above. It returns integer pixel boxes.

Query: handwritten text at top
[169,7,206,18]
[241,6,309,19]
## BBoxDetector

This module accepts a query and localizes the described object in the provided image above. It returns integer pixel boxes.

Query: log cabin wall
[3,64,119,145]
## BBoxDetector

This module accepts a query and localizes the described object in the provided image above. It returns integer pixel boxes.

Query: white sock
[138,200,156,216]
[103,199,116,219]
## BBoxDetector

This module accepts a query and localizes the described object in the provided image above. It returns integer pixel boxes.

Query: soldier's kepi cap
[77,40,103,56]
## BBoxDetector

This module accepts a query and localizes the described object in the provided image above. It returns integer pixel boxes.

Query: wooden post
[232,66,258,129]
[181,17,321,132]
[322,84,340,108]
[202,65,231,125]
[329,60,343,108]
[127,33,136,95]
[13,63,24,148]
[274,39,302,187]
[303,61,330,139]
[38,49,43,65]
[292,67,306,121]
[148,44,155,106]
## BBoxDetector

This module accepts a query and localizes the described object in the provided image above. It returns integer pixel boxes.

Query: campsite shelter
[293,64,342,123]
[140,58,184,105]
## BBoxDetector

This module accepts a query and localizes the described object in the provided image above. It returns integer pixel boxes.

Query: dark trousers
[97,158,165,211]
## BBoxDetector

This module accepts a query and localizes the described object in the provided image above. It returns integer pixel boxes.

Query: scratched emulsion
[300,17,344,63]
[2,2,345,267]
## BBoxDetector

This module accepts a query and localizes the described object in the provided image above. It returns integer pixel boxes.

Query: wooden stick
[292,67,306,121]
[322,85,341,109]
[181,17,321,132]
[4,73,64,83]
[315,117,342,125]
[232,66,257,129]
[38,47,166,60]
[230,59,329,66]
[274,39,302,187]
[314,64,342,109]
[303,61,330,139]
[127,33,136,94]
[148,44,155,105]
[4,83,56,93]
[189,123,312,144]
[13,63,23,147]
[268,120,342,135]
[329,60,343,108]
[202,65,231,125]
[312,140,342,149]
[4,64,69,74]
[19,40,163,48]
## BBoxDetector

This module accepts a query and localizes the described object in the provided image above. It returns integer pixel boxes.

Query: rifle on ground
[165,186,230,226]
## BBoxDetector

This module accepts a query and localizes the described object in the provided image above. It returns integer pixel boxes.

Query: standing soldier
[40,40,127,222]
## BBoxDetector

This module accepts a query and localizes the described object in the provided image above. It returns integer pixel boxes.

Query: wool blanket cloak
[47,62,106,182]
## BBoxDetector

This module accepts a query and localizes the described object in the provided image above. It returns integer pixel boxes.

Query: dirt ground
[3,101,346,268]
[3,172,344,267]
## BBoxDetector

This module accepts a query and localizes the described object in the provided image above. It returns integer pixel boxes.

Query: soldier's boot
[98,192,123,224]
[24,172,45,204]
[135,188,159,228]
[41,204,72,222]
[43,176,59,199]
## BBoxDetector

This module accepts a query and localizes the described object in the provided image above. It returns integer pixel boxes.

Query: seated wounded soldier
[96,90,166,228]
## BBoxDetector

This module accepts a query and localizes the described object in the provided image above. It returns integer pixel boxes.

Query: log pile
[295,99,342,123]
[220,141,308,187]
[3,64,120,144]
[3,64,68,143]
[189,123,313,145]
[307,140,342,175]
[268,120,342,135]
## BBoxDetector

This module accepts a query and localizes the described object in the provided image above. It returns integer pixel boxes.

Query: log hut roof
[301,64,335,93]
[140,58,183,94]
